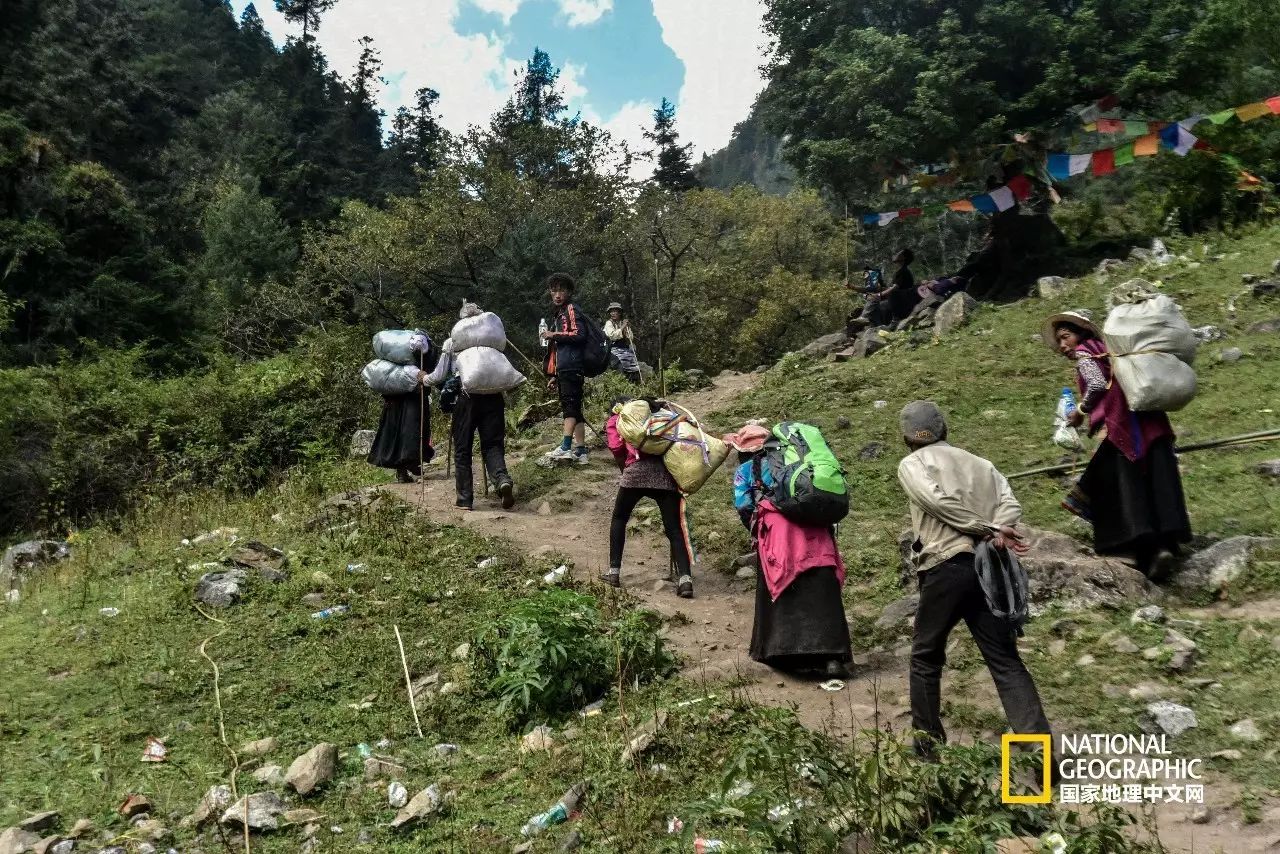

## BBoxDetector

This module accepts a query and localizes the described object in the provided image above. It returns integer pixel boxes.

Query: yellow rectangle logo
[1002,733,1052,804]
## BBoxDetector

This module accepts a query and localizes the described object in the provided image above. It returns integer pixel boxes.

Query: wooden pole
[654,246,665,399]
[394,625,425,739]
[418,351,426,507]
[1007,429,1280,480]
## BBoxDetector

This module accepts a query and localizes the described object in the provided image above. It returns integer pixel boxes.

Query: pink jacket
[755,499,846,602]
[605,413,640,471]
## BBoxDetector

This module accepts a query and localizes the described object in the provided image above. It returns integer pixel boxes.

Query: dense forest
[1,0,1278,535]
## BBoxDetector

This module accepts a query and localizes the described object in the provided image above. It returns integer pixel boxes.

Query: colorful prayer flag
[862,214,879,225]
[1047,154,1071,181]
[899,208,923,218]
[948,200,976,212]
[971,195,999,214]
[1092,149,1116,176]
[1096,118,1125,134]
[1208,108,1236,125]
[1113,142,1135,167]
[877,212,899,226]
[1068,154,1092,175]
[1123,121,1148,137]
[1082,122,1097,133]
[1134,134,1159,157]
[1269,97,1280,115]
[989,186,1016,211]
[1235,102,1271,122]
[1007,175,1034,201]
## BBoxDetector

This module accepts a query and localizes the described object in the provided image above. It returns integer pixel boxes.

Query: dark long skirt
[1073,436,1190,556]
[367,392,433,471]
[750,564,852,671]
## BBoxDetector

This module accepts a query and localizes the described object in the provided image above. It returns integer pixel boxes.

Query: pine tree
[274,0,338,42]
[644,98,698,192]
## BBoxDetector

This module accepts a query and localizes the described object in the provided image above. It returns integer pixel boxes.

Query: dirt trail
[384,372,1273,853]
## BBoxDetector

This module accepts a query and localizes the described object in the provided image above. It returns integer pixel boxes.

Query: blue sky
[230,0,768,172]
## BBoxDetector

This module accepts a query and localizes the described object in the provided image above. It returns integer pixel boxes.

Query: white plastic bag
[361,360,422,395]
[1103,290,1198,411]
[456,346,525,394]
[451,312,507,353]
[372,329,428,365]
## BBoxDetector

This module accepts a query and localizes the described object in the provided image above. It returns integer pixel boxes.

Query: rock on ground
[933,293,979,336]
[1021,528,1155,609]
[1,540,72,592]
[1037,276,1074,300]
[1229,719,1262,742]
[1219,347,1243,363]
[1247,317,1280,334]
[800,331,849,358]
[1145,701,1197,737]
[390,785,448,830]
[520,725,555,754]
[194,568,248,608]
[1174,536,1280,594]
[239,736,279,757]
[189,785,233,827]
[221,792,289,831]
[349,429,376,457]
[1253,460,1280,479]
[875,595,919,630]
[285,743,338,795]
[16,815,57,835]
[0,828,41,854]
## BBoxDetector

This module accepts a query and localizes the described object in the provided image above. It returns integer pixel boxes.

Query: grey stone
[1192,325,1224,343]
[239,736,279,757]
[194,568,248,608]
[189,785,233,827]
[520,725,555,754]
[734,566,754,580]
[835,416,851,430]
[1210,749,1243,761]
[933,292,979,336]
[349,429,376,457]
[1109,635,1141,654]
[251,765,285,787]
[17,815,58,835]
[1,540,71,592]
[1022,528,1155,609]
[1190,805,1210,824]
[1131,605,1165,624]
[285,743,338,796]
[1248,317,1280,334]
[850,328,888,359]
[1250,279,1279,298]
[875,595,919,630]
[1128,682,1171,702]
[363,757,406,782]
[732,552,759,570]
[857,442,885,461]
[1145,701,1197,737]
[1095,258,1124,276]
[452,642,471,661]
[0,828,41,854]
[1174,536,1280,593]
[49,841,75,854]
[220,792,288,831]
[390,785,448,830]
[1252,460,1280,478]
[1037,276,1074,300]
[800,331,850,359]
[1218,347,1243,363]
[1229,719,1262,742]
[1167,648,1196,673]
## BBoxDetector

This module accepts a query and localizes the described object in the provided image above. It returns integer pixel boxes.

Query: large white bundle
[456,346,526,394]
[1103,293,1199,412]
[372,329,428,365]
[450,312,506,353]
[662,419,729,495]
[361,359,422,395]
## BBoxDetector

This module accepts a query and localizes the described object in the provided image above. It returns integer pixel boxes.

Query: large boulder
[220,792,288,831]
[932,293,979,336]
[1036,276,1075,300]
[850,327,888,359]
[349,429,376,458]
[1,541,72,593]
[800,331,850,358]
[0,827,40,854]
[1172,536,1280,595]
[285,743,337,796]
[194,568,248,609]
[1020,529,1155,610]
[875,595,919,630]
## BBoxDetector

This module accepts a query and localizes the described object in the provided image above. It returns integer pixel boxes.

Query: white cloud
[582,100,656,181]
[558,0,613,27]
[468,0,525,25]
[651,0,770,158]
[558,61,589,103]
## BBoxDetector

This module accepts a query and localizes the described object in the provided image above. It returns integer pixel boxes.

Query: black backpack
[439,375,462,413]
[578,308,609,378]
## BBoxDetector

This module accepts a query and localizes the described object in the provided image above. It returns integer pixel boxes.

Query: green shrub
[474,587,675,726]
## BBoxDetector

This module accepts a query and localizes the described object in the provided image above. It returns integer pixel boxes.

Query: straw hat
[606,302,624,313]
[1041,309,1100,351]
[722,424,771,453]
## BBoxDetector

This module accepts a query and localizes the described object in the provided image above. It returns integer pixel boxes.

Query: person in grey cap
[896,400,1052,760]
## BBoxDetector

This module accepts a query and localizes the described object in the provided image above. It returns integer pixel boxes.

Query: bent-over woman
[1045,310,1191,579]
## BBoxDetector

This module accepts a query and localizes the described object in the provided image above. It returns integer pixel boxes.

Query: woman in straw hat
[1045,310,1191,580]
[603,302,641,384]
[725,423,852,679]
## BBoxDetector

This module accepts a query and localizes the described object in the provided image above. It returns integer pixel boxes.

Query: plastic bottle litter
[99,607,121,617]
[1053,387,1084,451]
[311,605,350,620]
[579,700,604,717]
[520,781,587,837]
[388,782,408,809]
[345,563,366,574]
[477,557,498,569]
[356,743,373,758]
[694,839,726,853]
[140,737,167,763]
[873,400,888,409]
[539,318,549,349]
[542,565,569,585]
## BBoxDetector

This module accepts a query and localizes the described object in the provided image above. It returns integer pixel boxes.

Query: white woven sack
[372,329,427,365]
[456,346,526,394]
[451,312,507,352]
[361,359,421,395]
[1103,293,1198,411]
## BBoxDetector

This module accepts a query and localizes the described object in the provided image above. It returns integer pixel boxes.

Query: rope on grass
[194,603,250,854]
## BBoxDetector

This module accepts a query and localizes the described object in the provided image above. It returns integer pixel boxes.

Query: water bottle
[538,318,549,349]
[520,803,567,836]
[1057,387,1076,420]
[310,605,350,620]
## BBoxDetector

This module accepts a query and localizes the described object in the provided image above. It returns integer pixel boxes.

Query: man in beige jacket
[897,400,1051,760]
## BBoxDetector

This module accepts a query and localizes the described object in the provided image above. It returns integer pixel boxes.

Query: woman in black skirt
[367,338,438,483]
[725,425,852,679]
[1045,310,1192,579]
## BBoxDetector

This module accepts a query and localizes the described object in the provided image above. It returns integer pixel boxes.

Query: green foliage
[474,587,675,726]
[645,98,699,192]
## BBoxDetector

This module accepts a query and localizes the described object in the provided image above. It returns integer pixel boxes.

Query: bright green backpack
[759,422,849,525]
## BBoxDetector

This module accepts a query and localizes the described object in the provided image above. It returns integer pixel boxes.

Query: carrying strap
[974,541,1031,636]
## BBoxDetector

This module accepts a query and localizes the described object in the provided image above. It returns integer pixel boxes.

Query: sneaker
[676,575,693,598]
[545,446,576,461]
[574,450,590,466]
[455,502,473,511]
[599,569,621,588]
[497,480,515,510]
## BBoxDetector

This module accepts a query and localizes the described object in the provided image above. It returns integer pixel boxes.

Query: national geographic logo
[1001,734,1052,804]
[1001,733,1205,805]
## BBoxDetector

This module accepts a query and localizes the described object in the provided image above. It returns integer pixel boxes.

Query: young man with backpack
[541,272,610,464]
[896,400,1052,761]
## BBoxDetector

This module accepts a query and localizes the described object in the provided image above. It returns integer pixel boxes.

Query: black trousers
[452,393,510,507]
[910,553,1050,757]
[609,488,692,577]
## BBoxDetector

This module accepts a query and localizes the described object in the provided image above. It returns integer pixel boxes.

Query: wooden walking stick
[394,625,425,739]
[418,351,426,506]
